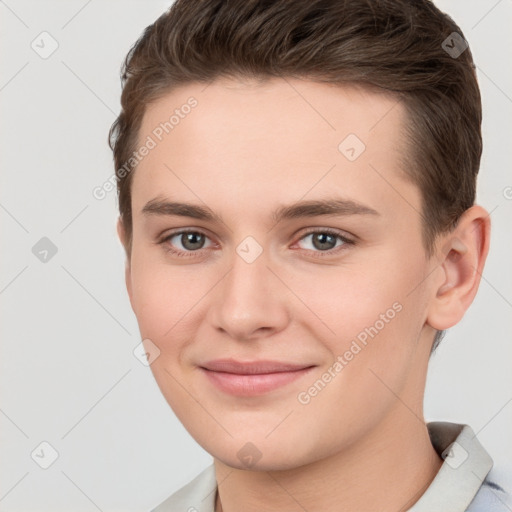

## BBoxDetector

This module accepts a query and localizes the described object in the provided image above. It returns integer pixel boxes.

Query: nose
[208,247,290,341]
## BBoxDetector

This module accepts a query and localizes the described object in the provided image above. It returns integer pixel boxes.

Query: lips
[200,359,313,374]
[199,359,315,396]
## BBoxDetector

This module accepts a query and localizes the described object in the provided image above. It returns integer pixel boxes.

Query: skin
[117,77,490,512]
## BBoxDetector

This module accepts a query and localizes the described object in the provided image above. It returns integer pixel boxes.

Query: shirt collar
[152,422,493,512]
[408,422,493,511]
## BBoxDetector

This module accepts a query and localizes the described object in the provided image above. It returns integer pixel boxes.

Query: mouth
[199,359,316,396]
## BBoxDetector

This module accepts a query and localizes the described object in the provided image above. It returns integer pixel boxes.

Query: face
[122,78,438,470]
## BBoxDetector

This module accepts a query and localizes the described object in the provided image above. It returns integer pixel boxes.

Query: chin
[203,434,314,472]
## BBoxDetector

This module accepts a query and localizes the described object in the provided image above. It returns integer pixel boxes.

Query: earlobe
[427,205,491,331]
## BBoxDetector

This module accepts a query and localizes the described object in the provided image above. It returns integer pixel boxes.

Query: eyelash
[157,228,355,259]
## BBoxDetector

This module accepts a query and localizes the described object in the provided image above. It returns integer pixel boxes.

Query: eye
[295,228,354,256]
[157,227,354,259]
[159,230,214,257]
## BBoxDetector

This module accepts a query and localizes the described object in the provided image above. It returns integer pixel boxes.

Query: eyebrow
[141,196,380,224]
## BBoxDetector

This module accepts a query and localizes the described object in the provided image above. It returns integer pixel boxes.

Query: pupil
[183,232,204,250]
[313,233,336,251]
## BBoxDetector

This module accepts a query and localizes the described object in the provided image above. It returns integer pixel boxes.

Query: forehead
[140,77,405,155]
[131,77,418,226]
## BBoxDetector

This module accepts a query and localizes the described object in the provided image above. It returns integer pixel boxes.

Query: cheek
[128,250,200,342]
[288,244,428,371]
[128,252,226,375]
[286,260,410,340]
[128,257,209,409]
[291,277,424,450]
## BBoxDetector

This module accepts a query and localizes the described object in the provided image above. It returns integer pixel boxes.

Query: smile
[199,359,316,396]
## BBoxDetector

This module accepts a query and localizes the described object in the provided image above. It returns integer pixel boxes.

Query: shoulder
[150,464,217,512]
[466,468,512,512]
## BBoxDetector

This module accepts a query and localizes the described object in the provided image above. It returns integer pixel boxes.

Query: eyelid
[157,228,216,258]
[158,227,355,258]
[295,226,355,244]
[291,227,355,257]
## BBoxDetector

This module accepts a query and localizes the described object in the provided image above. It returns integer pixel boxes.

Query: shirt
[151,422,511,512]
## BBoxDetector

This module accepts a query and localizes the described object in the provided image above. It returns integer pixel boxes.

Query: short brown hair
[109,0,482,351]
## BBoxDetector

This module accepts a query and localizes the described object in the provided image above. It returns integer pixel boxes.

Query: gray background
[1,1,511,510]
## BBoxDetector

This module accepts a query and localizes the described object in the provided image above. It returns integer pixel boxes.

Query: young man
[110,1,510,510]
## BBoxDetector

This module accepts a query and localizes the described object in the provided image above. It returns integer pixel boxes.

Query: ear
[117,217,134,308]
[426,205,491,331]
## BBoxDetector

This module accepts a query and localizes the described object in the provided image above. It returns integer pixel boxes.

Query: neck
[214,408,443,512]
